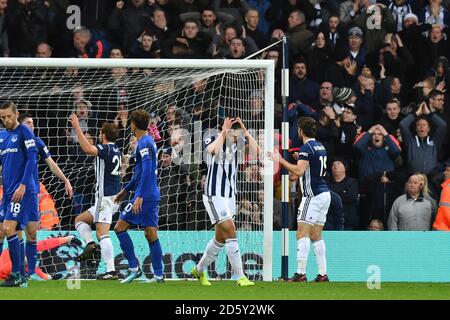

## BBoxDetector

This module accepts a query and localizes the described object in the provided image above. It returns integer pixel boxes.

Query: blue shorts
[119,198,159,228]
[3,192,39,229]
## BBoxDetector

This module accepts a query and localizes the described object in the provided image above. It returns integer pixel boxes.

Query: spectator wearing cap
[328,158,359,230]
[387,0,416,32]
[324,45,357,88]
[289,59,320,107]
[347,26,367,74]
[332,86,356,115]
[398,13,431,89]
[432,159,450,230]
[419,0,450,28]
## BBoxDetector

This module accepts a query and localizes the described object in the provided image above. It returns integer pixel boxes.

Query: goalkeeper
[0,235,81,281]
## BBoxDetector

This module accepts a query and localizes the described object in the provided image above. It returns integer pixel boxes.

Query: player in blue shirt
[0,101,39,287]
[69,115,122,280]
[114,109,163,283]
[18,114,73,281]
[268,117,331,282]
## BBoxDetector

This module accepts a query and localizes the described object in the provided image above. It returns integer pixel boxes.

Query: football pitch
[1,280,450,300]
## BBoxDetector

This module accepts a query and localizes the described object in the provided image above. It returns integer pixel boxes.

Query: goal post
[0,58,274,282]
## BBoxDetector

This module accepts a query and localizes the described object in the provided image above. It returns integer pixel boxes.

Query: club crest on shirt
[11,135,17,142]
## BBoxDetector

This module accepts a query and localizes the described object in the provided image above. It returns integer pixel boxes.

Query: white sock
[75,222,94,244]
[297,237,311,275]
[99,235,115,273]
[313,240,327,276]
[197,238,224,273]
[225,238,245,279]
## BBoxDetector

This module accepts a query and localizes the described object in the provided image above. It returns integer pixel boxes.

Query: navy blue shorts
[119,198,159,228]
[3,192,39,229]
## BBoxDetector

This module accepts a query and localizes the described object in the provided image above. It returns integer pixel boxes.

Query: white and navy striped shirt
[203,134,245,198]
[95,143,122,198]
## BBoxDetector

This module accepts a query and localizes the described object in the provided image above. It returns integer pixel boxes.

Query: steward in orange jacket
[433,161,450,231]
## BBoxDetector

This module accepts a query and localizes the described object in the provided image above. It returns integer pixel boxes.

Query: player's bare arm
[68,114,98,156]
[267,149,309,177]
[44,157,73,198]
[236,117,261,156]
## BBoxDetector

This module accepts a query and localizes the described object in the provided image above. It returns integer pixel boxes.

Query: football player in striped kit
[191,117,260,286]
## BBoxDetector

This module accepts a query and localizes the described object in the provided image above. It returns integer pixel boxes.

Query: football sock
[99,235,115,273]
[225,238,245,279]
[75,221,94,244]
[116,231,138,270]
[19,239,26,278]
[297,237,311,275]
[313,240,327,276]
[148,238,163,277]
[26,240,37,276]
[197,238,224,273]
[0,240,3,256]
[7,235,20,273]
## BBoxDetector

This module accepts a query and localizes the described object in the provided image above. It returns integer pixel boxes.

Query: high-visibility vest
[433,178,450,231]
[38,182,60,230]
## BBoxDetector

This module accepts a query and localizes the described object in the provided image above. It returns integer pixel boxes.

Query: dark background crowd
[0,0,449,232]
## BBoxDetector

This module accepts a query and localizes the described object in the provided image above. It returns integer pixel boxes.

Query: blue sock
[116,231,138,269]
[7,235,20,274]
[148,238,163,277]
[19,239,26,278]
[26,240,37,276]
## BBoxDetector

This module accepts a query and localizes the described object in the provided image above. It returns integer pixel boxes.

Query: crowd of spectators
[1,0,450,231]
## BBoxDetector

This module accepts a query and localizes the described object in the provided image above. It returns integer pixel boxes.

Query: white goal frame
[0,58,275,282]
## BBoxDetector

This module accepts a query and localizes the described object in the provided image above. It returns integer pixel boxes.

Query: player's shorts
[203,195,236,226]
[297,191,331,226]
[119,197,159,228]
[3,192,39,230]
[87,195,120,224]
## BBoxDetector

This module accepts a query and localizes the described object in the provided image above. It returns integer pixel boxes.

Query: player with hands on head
[191,116,259,287]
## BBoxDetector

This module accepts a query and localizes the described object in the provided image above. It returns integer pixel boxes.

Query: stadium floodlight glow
[0,58,274,282]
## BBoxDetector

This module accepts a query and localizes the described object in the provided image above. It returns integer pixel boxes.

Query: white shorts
[297,191,331,226]
[203,195,236,225]
[87,196,120,224]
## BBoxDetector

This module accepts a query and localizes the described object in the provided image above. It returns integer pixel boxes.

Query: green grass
[1,281,450,300]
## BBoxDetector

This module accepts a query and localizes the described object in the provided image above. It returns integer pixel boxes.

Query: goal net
[0,58,274,281]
